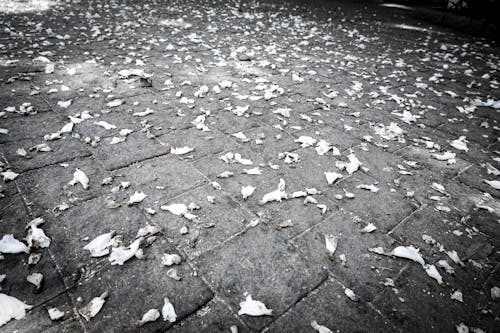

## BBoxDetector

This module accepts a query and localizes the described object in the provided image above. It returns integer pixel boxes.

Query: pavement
[0,0,499,332]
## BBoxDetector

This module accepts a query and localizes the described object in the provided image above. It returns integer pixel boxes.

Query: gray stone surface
[265,278,398,333]
[0,0,499,332]
[193,226,328,331]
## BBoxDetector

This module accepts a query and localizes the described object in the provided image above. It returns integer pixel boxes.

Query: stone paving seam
[386,204,428,236]
[259,274,331,332]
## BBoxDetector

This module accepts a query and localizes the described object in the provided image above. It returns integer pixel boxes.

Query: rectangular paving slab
[192,225,328,331]
[264,277,399,333]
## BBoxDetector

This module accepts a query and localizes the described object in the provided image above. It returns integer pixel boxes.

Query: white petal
[109,238,142,265]
[1,170,19,181]
[94,121,116,130]
[325,234,338,256]
[26,225,51,248]
[0,235,29,254]
[241,186,256,200]
[129,191,147,205]
[346,153,361,175]
[484,180,500,190]
[69,168,89,189]
[79,292,108,321]
[106,99,123,108]
[243,167,262,175]
[138,309,160,326]
[47,308,65,321]
[356,184,379,193]
[344,288,359,301]
[162,297,177,323]
[324,172,342,185]
[311,320,333,333]
[450,136,468,152]
[83,232,114,257]
[390,246,425,266]
[360,223,377,233]
[161,254,182,266]
[160,203,188,216]
[424,264,443,285]
[295,136,317,148]
[238,295,272,316]
[171,146,194,155]
[0,293,32,326]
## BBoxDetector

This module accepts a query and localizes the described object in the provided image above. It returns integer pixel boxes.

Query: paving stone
[0,137,91,173]
[372,264,495,333]
[151,184,253,258]
[389,207,500,291]
[396,167,489,211]
[457,164,500,198]
[1,296,82,333]
[265,278,398,333]
[291,211,405,302]
[156,126,239,162]
[16,156,111,217]
[397,144,470,178]
[193,226,328,331]
[111,154,207,204]
[323,171,418,233]
[44,196,152,285]
[243,123,298,160]
[69,241,213,332]
[0,197,70,327]
[169,298,250,333]
[212,111,263,134]
[0,111,66,144]
[90,131,170,171]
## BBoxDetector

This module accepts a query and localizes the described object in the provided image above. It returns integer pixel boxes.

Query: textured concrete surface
[0,0,499,332]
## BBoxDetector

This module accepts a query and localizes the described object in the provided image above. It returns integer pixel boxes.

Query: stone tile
[70,242,213,332]
[156,126,239,162]
[151,184,253,258]
[16,156,111,217]
[1,137,91,173]
[193,226,328,331]
[292,212,405,302]
[91,132,170,171]
[372,264,494,333]
[1,295,82,333]
[396,144,470,178]
[265,278,398,333]
[292,125,362,153]
[279,147,345,194]
[0,111,66,144]
[243,123,297,160]
[169,298,250,333]
[396,167,488,211]
[457,164,500,199]
[389,207,500,291]
[323,171,418,233]
[111,154,207,204]
[211,111,263,134]
[45,196,152,285]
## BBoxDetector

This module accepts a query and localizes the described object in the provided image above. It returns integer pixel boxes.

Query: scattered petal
[0,235,29,254]
[238,295,273,316]
[0,293,32,327]
[79,291,108,321]
[129,191,147,205]
[69,168,89,189]
[162,297,177,323]
[137,309,160,327]
[325,234,338,256]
